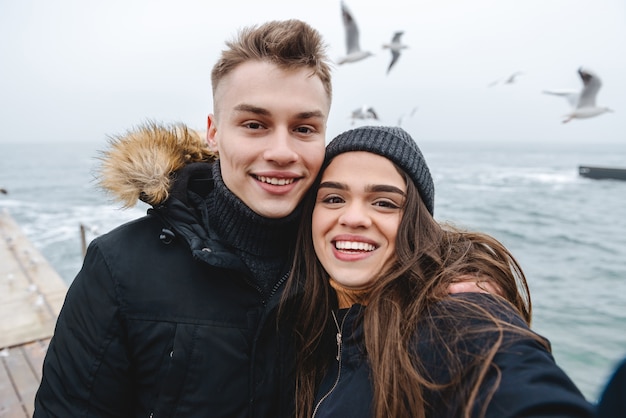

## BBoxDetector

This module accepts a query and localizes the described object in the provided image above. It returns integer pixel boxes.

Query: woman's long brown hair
[281,165,546,418]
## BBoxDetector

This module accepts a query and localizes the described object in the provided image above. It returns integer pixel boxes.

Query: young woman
[282,126,594,417]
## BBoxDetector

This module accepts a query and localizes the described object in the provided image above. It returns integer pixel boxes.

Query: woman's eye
[374,200,401,209]
[322,196,344,204]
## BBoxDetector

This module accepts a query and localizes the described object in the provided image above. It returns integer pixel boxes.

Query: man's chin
[252,202,299,219]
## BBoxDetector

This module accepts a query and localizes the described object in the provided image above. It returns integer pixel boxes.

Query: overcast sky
[1,0,624,145]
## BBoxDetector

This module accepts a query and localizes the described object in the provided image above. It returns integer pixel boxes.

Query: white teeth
[257,176,295,186]
[335,241,376,251]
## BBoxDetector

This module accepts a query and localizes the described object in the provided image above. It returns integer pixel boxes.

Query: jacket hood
[98,122,217,208]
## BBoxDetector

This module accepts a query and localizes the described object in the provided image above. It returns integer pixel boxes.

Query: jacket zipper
[240,267,290,306]
[153,206,268,299]
[267,270,290,303]
[311,309,348,418]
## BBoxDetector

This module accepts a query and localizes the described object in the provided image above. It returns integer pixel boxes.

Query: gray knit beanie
[324,125,434,215]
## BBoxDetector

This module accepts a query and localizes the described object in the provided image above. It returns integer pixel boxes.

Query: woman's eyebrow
[319,181,405,196]
[318,181,347,190]
[366,184,406,196]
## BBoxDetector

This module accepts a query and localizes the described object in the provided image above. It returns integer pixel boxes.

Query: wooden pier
[0,210,67,417]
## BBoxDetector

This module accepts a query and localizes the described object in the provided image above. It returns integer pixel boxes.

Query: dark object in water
[579,165,626,181]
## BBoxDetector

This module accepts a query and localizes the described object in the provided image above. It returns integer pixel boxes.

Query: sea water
[1,139,625,402]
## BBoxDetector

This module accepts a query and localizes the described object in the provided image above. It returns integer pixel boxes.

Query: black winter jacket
[313,294,595,418]
[34,127,294,417]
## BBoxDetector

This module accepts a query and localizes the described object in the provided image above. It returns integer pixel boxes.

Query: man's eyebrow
[295,110,325,120]
[234,104,270,116]
[233,105,324,120]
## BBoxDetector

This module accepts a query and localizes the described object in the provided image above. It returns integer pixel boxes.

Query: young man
[34,19,332,417]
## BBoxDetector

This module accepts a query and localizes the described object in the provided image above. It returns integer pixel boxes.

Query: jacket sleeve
[34,239,133,417]
[462,295,595,418]
[483,330,595,417]
[422,294,595,418]
[596,357,626,418]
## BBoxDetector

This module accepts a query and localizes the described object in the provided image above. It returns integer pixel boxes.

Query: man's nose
[263,129,298,165]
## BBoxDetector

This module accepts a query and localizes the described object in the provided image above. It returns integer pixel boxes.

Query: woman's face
[312,151,406,289]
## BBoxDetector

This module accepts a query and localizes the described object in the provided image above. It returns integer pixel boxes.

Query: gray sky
[1,0,624,145]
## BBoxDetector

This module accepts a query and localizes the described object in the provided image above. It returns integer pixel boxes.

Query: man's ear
[206,114,218,152]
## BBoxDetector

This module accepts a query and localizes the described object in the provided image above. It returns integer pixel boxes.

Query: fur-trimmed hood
[98,122,217,208]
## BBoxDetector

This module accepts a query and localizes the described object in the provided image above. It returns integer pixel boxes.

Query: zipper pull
[335,330,342,361]
[332,311,342,361]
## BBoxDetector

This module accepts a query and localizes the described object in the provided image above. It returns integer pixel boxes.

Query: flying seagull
[487,71,524,87]
[561,67,613,123]
[541,89,579,108]
[382,31,408,74]
[397,106,418,126]
[350,106,379,125]
[337,2,373,65]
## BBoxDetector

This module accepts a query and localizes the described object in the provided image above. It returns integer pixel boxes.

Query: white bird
[337,2,373,65]
[542,89,579,108]
[397,106,418,126]
[488,71,524,87]
[382,31,408,74]
[350,106,379,125]
[561,67,613,123]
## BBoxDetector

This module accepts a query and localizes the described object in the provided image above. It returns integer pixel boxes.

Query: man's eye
[245,122,262,130]
[295,126,313,134]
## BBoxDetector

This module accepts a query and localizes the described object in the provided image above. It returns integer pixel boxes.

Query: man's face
[207,61,329,219]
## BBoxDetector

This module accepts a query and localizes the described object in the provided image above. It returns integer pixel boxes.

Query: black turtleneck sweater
[207,162,300,297]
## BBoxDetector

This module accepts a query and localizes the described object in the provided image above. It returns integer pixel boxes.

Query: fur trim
[98,121,217,208]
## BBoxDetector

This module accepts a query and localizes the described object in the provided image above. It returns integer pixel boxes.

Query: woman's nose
[338,201,371,228]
